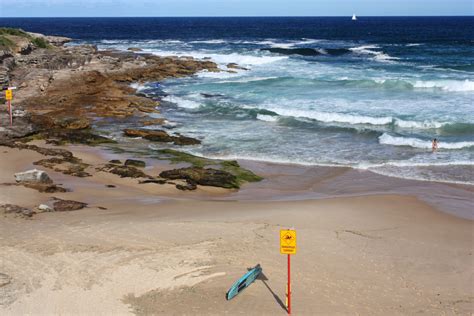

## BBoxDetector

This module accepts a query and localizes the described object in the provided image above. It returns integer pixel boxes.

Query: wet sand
[0,143,473,315]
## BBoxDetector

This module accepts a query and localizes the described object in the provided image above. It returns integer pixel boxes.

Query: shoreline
[76,140,474,219]
[197,153,474,187]
[3,140,473,219]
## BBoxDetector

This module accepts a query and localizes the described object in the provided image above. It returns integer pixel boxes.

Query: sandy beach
[1,143,473,315]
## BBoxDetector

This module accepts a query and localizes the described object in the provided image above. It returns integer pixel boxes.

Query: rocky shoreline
[0,27,262,204]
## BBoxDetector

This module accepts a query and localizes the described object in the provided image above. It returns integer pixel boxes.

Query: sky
[0,0,472,17]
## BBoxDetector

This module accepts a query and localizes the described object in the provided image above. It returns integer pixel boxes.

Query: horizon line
[1,15,473,18]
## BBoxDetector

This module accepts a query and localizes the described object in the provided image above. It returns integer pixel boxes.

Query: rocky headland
[0,27,262,206]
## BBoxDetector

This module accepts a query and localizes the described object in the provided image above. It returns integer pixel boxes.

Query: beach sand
[0,144,473,315]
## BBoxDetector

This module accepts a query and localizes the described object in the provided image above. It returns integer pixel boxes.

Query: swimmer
[432,138,438,152]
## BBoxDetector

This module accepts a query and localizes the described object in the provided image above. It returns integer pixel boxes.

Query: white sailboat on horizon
[352,14,357,21]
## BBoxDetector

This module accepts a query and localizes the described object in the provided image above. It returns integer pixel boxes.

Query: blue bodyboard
[226,264,262,300]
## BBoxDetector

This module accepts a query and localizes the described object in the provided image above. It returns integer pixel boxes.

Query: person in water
[432,138,438,152]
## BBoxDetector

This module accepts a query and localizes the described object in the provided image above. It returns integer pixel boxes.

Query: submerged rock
[227,63,249,71]
[55,117,90,130]
[142,118,167,126]
[123,128,200,145]
[200,93,224,98]
[159,167,238,189]
[124,128,168,139]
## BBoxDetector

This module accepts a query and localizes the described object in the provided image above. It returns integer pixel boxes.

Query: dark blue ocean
[1,17,473,184]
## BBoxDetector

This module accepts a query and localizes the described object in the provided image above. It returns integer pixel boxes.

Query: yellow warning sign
[5,89,12,100]
[280,229,297,254]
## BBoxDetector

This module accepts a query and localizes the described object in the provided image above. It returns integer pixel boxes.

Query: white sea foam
[100,39,185,46]
[186,38,323,48]
[268,108,393,125]
[197,70,241,79]
[269,42,295,48]
[256,114,278,122]
[178,152,474,187]
[161,96,201,109]
[238,39,305,46]
[394,119,447,129]
[360,160,474,169]
[349,45,399,62]
[362,163,474,186]
[190,39,227,44]
[147,50,288,67]
[413,79,474,92]
[356,77,474,92]
[130,82,147,91]
[100,39,129,44]
[191,152,342,168]
[270,38,322,48]
[144,39,184,44]
[373,53,400,61]
[203,53,287,66]
[379,133,474,149]
[219,76,279,83]
[406,43,422,47]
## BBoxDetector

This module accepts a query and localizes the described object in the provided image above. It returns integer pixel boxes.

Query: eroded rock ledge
[0,28,263,192]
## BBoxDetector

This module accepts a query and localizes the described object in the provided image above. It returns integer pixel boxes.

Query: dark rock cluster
[160,167,239,189]
[123,128,201,146]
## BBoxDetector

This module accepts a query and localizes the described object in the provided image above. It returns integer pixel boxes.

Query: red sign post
[287,253,291,314]
[280,229,296,314]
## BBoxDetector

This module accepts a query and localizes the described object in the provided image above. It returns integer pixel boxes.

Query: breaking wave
[256,114,279,122]
[161,95,201,109]
[349,45,400,61]
[379,133,474,149]
[413,79,474,92]
[147,50,287,67]
[261,47,351,56]
[266,108,394,125]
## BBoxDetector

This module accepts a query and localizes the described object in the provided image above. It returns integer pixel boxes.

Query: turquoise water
[126,38,473,185]
[5,17,471,184]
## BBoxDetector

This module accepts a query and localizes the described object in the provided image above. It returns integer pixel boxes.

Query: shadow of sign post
[257,271,287,312]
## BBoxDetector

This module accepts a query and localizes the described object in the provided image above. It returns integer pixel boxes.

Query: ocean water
[2,17,473,184]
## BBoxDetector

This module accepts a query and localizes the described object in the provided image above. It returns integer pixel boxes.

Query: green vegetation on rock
[31,37,51,49]
[221,160,263,185]
[0,36,15,49]
[0,27,51,50]
[0,28,31,49]
[156,149,263,187]
[21,130,116,146]
[157,149,218,168]
[0,28,31,38]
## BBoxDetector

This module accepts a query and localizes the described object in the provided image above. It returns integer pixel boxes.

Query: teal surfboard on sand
[226,264,262,300]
